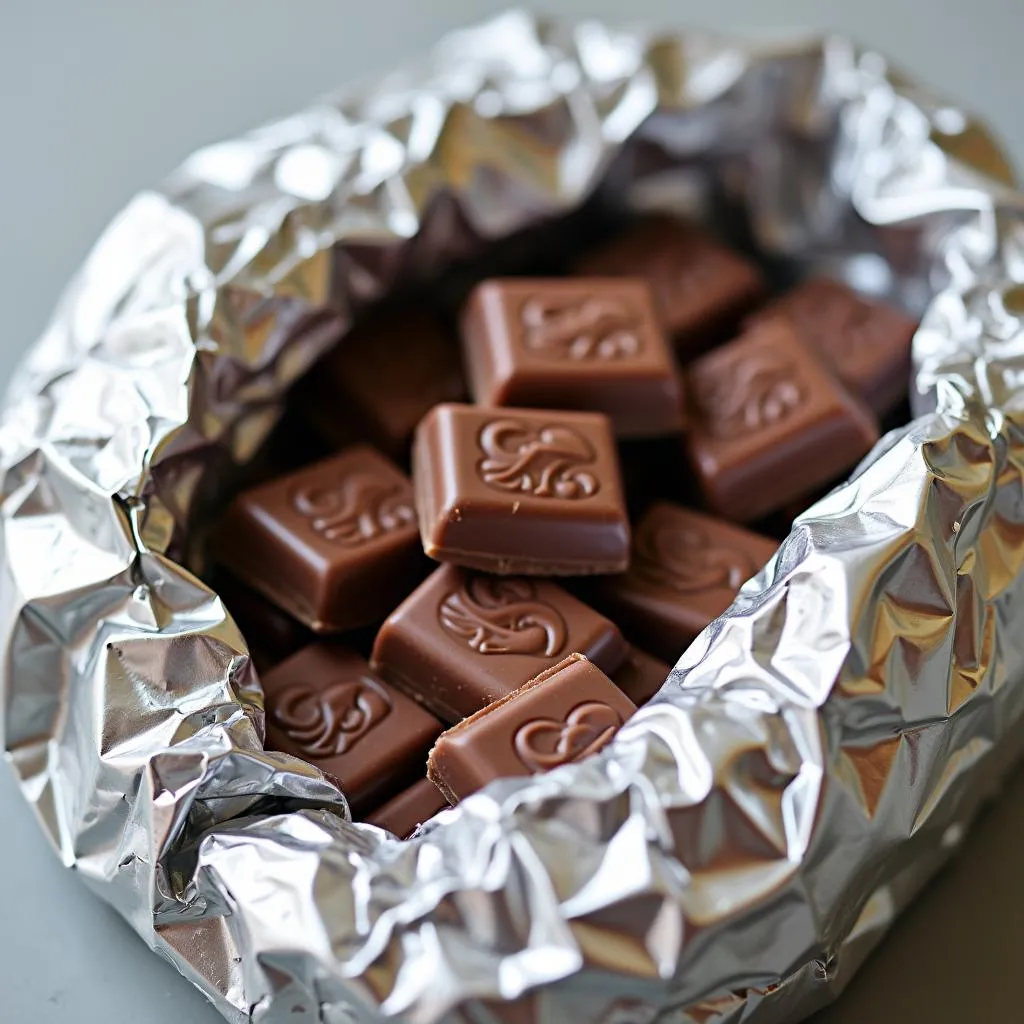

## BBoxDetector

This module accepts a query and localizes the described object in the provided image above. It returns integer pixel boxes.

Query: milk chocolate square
[262,644,442,813]
[364,778,449,839]
[459,278,685,438]
[576,216,764,354]
[305,308,466,458]
[596,502,778,661]
[370,564,629,723]
[748,277,917,416]
[685,319,879,521]
[427,653,636,803]
[216,446,423,632]
[413,403,630,575]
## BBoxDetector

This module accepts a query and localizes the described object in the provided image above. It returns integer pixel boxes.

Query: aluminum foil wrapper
[2,12,1022,1023]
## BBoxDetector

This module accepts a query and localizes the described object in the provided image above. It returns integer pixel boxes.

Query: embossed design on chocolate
[269,676,392,757]
[520,295,641,360]
[697,356,806,439]
[291,472,414,545]
[513,701,623,771]
[632,519,753,593]
[438,575,567,656]
[477,419,598,498]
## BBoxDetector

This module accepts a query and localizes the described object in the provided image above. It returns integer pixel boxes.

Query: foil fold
[2,12,1022,1023]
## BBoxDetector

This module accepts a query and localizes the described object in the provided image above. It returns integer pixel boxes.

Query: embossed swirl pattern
[520,295,642,360]
[632,518,753,593]
[697,355,805,439]
[438,576,567,656]
[291,472,414,545]
[513,702,623,771]
[269,677,392,757]
[477,419,598,498]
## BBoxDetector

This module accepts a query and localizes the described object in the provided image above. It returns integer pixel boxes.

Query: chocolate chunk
[215,446,424,632]
[364,778,449,839]
[611,646,672,706]
[575,216,764,354]
[595,502,779,661]
[262,644,443,813]
[459,278,685,438]
[748,277,917,415]
[304,308,466,459]
[685,319,879,521]
[426,653,635,802]
[213,572,312,672]
[370,564,629,723]
[413,403,631,575]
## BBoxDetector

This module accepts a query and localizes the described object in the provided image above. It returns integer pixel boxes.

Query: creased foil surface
[2,12,1023,1023]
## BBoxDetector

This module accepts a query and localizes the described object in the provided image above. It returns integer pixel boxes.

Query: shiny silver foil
[2,12,1021,1023]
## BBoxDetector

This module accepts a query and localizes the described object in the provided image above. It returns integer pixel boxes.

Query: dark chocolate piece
[305,308,466,459]
[370,564,629,723]
[426,653,635,802]
[575,215,764,354]
[595,502,779,661]
[262,644,442,813]
[459,278,685,438]
[611,646,672,707]
[748,277,917,415]
[685,319,879,521]
[413,403,630,575]
[364,778,449,839]
[216,446,423,632]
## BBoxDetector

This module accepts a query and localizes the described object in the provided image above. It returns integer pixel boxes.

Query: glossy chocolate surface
[370,564,629,723]
[576,215,764,353]
[748,277,917,416]
[595,502,779,661]
[459,278,685,438]
[216,446,424,632]
[306,308,466,459]
[413,403,630,575]
[426,653,636,802]
[262,643,443,813]
[685,319,879,521]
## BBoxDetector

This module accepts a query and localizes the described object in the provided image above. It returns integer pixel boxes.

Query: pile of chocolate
[211,214,917,839]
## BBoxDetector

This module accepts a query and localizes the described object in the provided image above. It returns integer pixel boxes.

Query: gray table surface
[1,2,1022,1022]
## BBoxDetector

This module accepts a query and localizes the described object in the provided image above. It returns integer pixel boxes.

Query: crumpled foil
[2,11,1022,1023]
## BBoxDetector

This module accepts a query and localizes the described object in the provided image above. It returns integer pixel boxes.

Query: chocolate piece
[459,278,685,438]
[685,319,879,521]
[262,644,443,813]
[371,564,629,723]
[426,653,635,802]
[575,216,764,354]
[612,646,672,706]
[748,277,917,415]
[216,446,423,632]
[413,403,630,575]
[305,308,466,459]
[213,572,312,672]
[595,503,779,661]
[364,778,449,839]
